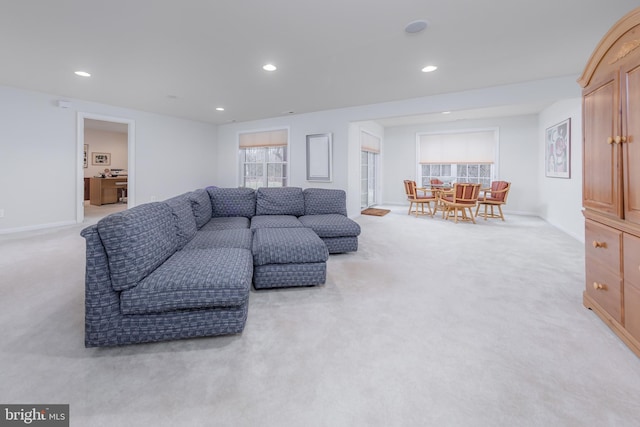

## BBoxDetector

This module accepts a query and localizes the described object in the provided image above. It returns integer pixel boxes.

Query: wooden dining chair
[403,180,436,217]
[475,181,511,221]
[440,183,482,223]
[429,178,450,216]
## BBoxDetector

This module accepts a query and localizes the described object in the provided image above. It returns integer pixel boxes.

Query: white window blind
[361,131,381,153]
[418,131,496,164]
[239,129,287,148]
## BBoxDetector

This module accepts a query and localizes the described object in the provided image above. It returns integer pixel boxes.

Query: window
[239,129,288,188]
[420,163,493,188]
[417,130,497,188]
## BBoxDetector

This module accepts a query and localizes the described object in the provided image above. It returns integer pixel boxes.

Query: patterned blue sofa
[81,186,360,347]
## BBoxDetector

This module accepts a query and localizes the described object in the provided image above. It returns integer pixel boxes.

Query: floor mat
[361,208,391,216]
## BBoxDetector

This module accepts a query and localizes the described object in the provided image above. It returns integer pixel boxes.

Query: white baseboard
[0,220,77,235]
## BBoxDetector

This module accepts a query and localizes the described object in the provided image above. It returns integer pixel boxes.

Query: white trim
[77,112,136,223]
[0,221,76,235]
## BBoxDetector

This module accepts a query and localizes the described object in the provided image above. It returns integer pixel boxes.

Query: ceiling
[1,1,637,125]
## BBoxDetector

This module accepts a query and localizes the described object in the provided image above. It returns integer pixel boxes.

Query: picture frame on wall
[84,144,88,168]
[306,133,332,182]
[92,152,111,166]
[545,118,570,179]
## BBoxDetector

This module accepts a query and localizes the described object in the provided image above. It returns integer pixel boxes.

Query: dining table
[429,183,453,215]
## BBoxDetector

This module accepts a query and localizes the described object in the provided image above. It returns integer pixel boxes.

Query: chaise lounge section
[82,201,253,347]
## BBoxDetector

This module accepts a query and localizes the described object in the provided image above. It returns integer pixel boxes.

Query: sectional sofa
[81,186,360,347]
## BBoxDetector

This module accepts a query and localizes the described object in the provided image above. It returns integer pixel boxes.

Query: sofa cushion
[256,187,305,216]
[208,187,256,218]
[97,203,178,292]
[189,189,213,229]
[163,193,198,249]
[252,228,328,266]
[303,188,348,216]
[250,215,304,230]
[298,214,361,238]
[120,248,253,315]
[183,229,253,251]
[200,216,250,231]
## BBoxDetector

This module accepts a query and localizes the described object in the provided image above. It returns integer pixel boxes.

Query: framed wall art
[92,152,111,166]
[545,118,570,178]
[306,133,332,182]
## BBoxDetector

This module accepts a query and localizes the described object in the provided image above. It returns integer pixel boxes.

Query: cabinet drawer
[624,282,640,341]
[585,220,622,272]
[586,257,622,323]
[624,233,640,286]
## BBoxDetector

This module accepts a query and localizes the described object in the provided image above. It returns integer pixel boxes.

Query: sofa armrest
[81,225,124,347]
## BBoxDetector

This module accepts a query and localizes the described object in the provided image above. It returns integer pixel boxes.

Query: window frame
[237,128,290,189]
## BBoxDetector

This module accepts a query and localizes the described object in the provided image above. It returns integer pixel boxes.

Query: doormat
[361,208,390,217]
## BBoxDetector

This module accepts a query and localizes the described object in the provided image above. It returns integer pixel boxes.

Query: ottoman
[252,227,329,289]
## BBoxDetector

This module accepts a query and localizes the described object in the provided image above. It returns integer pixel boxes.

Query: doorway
[77,113,136,224]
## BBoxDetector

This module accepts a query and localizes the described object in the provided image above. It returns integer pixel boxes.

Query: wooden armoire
[578,7,640,358]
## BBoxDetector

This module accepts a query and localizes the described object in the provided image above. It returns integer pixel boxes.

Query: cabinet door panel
[624,233,640,287]
[622,62,640,224]
[625,282,640,341]
[623,233,640,335]
[583,74,622,217]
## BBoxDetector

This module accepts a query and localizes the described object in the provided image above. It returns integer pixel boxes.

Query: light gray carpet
[1,206,640,427]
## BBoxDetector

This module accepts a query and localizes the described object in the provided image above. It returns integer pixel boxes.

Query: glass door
[361,151,378,209]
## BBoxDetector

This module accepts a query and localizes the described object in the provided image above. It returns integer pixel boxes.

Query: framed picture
[306,133,332,182]
[84,144,88,168]
[545,118,570,178]
[92,152,111,166]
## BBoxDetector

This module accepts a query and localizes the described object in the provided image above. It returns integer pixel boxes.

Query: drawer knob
[593,282,607,290]
[607,136,614,144]
[592,240,606,248]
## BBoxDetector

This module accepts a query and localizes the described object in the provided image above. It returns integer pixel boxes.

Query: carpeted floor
[1,206,639,426]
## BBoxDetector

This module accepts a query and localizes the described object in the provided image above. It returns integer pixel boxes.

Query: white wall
[538,98,583,241]
[0,85,217,233]
[217,110,353,205]
[382,115,540,215]
[0,76,582,233]
[217,76,581,217]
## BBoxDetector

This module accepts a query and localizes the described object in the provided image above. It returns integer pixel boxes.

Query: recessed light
[405,20,429,34]
[421,65,438,73]
[262,64,277,71]
[74,71,91,77]
[442,111,451,115]
[216,107,225,111]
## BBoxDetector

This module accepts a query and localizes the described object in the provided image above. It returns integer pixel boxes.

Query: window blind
[418,131,496,164]
[361,131,381,153]
[239,129,288,148]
